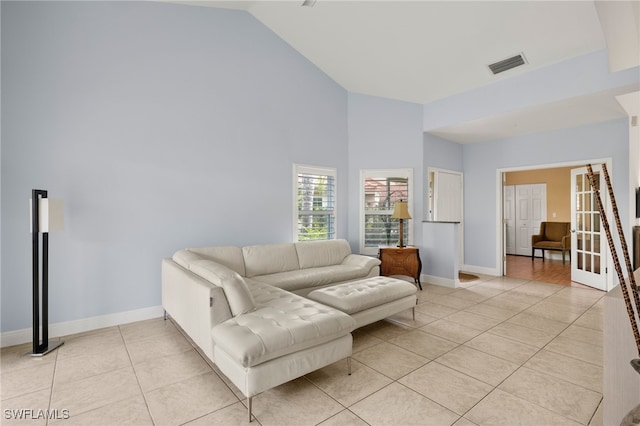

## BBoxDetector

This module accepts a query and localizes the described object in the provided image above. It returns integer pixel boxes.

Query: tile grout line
[401,278,604,424]
[302,362,374,426]
[44,346,59,426]
[165,316,251,423]
[118,324,157,426]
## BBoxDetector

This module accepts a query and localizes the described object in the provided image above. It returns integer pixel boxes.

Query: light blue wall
[423,134,464,173]
[347,93,424,250]
[1,2,348,332]
[463,118,630,270]
[422,222,459,281]
[423,134,463,230]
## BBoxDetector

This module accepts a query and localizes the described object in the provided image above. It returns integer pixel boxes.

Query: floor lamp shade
[30,189,64,356]
[30,198,64,233]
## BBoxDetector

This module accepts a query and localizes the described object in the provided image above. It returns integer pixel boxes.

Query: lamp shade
[30,198,64,233]
[391,201,411,220]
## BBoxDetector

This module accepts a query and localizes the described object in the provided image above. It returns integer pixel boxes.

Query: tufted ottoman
[306,276,418,329]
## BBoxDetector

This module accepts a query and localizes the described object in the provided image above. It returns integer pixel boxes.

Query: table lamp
[391,200,411,248]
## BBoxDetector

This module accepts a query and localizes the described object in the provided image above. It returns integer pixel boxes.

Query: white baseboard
[461,264,500,277]
[1,305,164,348]
[422,274,457,288]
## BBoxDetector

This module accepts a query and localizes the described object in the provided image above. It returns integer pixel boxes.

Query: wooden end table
[378,246,422,290]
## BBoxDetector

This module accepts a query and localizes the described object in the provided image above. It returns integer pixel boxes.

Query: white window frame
[359,168,414,255]
[293,164,337,242]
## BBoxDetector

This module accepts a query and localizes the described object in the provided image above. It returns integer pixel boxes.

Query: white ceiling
[173,0,640,143]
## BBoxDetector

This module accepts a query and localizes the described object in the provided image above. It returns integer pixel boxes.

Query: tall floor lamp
[391,200,412,248]
[30,189,64,356]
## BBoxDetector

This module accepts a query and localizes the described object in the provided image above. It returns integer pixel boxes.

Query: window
[294,164,336,241]
[360,169,413,255]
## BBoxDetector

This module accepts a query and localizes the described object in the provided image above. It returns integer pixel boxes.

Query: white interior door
[571,166,607,290]
[530,183,546,245]
[515,184,546,256]
[504,185,516,255]
[515,185,531,256]
[434,171,462,222]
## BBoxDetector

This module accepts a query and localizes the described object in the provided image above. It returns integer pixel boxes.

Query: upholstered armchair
[531,221,572,264]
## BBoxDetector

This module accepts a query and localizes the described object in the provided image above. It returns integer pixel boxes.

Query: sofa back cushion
[190,260,255,316]
[295,239,352,269]
[242,243,300,278]
[187,246,245,276]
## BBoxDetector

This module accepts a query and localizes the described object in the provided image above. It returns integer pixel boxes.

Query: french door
[570,165,607,290]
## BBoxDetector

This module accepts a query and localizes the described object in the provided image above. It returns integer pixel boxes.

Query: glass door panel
[570,166,606,290]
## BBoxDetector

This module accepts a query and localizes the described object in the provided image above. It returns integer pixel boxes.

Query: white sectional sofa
[162,239,380,359]
[161,239,386,421]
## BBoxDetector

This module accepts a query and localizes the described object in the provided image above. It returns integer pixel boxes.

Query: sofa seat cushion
[211,282,355,368]
[251,265,372,292]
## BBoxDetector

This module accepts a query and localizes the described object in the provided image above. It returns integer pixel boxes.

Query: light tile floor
[1,275,605,425]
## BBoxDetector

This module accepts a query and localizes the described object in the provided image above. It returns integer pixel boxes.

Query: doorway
[505,254,571,285]
[499,159,612,290]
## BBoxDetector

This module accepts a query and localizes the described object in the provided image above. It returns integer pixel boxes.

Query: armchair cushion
[532,222,571,249]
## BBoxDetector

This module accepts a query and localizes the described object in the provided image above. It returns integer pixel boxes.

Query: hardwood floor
[505,254,591,288]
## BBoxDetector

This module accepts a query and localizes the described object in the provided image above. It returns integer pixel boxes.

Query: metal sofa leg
[247,396,252,422]
[347,357,352,375]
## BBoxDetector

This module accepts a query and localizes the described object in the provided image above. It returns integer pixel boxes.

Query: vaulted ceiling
[175,1,640,143]
[221,0,610,104]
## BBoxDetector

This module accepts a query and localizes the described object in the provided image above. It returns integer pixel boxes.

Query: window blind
[295,168,336,241]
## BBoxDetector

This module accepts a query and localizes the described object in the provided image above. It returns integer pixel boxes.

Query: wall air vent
[488,53,527,75]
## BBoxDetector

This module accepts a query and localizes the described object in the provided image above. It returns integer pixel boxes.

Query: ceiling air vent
[488,53,527,75]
